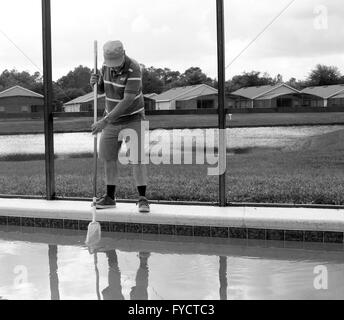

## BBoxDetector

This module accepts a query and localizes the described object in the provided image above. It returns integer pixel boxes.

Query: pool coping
[0,198,344,244]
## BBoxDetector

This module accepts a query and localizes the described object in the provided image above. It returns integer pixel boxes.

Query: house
[329,91,344,107]
[63,92,106,113]
[301,84,344,107]
[144,93,158,100]
[0,85,44,114]
[230,83,301,109]
[143,94,156,111]
[63,92,156,112]
[154,84,218,110]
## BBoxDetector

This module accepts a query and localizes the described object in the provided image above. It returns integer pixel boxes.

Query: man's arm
[104,92,136,123]
[92,93,136,134]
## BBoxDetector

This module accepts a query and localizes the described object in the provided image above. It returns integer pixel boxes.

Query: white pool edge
[0,198,344,232]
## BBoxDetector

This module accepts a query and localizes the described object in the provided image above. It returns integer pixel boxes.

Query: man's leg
[97,125,121,209]
[104,142,122,200]
[133,164,148,197]
[131,120,149,212]
[103,141,122,199]
[121,120,150,212]
[122,120,149,198]
[104,162,118,200]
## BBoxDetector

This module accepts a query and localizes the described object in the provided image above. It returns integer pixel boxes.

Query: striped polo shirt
[98,55,145,124]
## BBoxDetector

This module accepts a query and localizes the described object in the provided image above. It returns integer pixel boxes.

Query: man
[90,40,150,213]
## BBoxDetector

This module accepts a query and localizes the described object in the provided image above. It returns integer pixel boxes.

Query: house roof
[256,88,300,101]
[331,92,344,99]
[301,84,344,99]
[154,84,218,102]
[144,93,158,99]
[231,83,299,100]
[231,84,281,99]
[63,92,105,106]
[64,91,156,107]
[0,85,43,99]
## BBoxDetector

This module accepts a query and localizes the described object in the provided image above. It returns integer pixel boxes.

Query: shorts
[99,120,147,163]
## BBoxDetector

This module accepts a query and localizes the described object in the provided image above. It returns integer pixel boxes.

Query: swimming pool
[0,226,343,300]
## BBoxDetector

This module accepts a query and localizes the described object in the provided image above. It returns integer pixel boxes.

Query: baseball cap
[103,40,125,68]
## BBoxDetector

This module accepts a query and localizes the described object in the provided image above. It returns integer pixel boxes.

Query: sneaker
[96,195,116,209]
[137,196,150,213]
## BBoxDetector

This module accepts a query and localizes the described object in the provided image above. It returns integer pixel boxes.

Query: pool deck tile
[0,199,344,244]
[248,228,266,240]
[324,232,344,244]
[229,227,247,239]
[175,225,193,237]
[194,226,211,237]
[304,231,324,243]
[142,224,159,235]
[211,227,229,238]
[126,223,143,234]
[159,224,175,236]
[63,219,79,230]
[50,219,63,229]
[8,216,21,226]
[99,221,110,232]
[109,222,126,233]
[34,218,51,229]
[285,230,304,242]
[266,229,285,241]
[22,217,35,228]
[0,216,8,225]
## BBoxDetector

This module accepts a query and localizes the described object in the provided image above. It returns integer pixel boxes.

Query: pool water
[0,226,343,300]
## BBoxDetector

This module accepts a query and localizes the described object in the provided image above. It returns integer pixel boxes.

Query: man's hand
[91,118,107,135]
[90,73,100,87]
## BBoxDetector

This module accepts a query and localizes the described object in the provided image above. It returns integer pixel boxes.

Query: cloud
[131,15,151,33]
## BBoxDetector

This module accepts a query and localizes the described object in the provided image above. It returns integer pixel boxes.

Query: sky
[0,0,344,82]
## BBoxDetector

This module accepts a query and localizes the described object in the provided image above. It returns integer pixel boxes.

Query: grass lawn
[1,112,344,135]
[1,129,343,205]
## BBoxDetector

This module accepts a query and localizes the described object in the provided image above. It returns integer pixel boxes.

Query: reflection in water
[46,247,226,300]
[99,250,150,300]
[48,245,60,300]
[219,256,228,300]
[130,252,150,300]
[102,250,124,300]
[35,240,344,300]
[94,254,101,300]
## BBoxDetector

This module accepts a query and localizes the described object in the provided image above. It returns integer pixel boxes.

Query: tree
[179,67,213,87]
[226,71,275,93]
[275,74,283,84]
[161,68,181,89]
[142,66,165,94]
[0,69,42,93]
[286,77,306,90]
[306,64,342,86]
[56,65,92,93]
